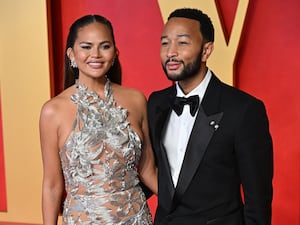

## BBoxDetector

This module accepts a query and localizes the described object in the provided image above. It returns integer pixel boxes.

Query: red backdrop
[44,0,300,224]
[0,95,6,211]
[235,1,300,224]
[47,0,170,97]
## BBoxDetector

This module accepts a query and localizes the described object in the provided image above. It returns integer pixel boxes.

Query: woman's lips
[88,62,103,69]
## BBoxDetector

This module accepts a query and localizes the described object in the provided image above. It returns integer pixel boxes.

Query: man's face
[160,17,204,81]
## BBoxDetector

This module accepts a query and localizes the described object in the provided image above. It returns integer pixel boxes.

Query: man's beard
[162,48,203,82]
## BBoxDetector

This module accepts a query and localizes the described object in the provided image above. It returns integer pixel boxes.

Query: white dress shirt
[162,69,212,187]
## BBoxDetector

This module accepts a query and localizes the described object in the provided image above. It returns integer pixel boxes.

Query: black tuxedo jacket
[147,73,273,225]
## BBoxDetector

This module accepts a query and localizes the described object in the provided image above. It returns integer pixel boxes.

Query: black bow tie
[171,95,200,116]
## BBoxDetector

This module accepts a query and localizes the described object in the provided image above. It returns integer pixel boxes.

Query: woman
[40,14,157,225]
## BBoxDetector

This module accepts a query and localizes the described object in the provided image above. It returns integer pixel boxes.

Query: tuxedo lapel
[175,106,223,200]
[152,87,177,209]
[159,142,176,204]
[175,74,224,201]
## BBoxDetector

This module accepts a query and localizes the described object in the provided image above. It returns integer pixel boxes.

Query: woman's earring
[111,56,116,67]
[71,60,78,68]
[111,55,117,66]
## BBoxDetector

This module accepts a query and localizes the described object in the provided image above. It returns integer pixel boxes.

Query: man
[147,8,273,225]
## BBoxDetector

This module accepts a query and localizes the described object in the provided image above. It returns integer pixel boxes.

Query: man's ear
[202,42,214,62]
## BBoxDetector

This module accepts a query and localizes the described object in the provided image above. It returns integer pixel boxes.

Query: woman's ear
[66,47,74,60]
[201,42,214,62]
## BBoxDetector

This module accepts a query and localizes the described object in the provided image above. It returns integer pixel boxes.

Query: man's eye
[178,41,187,45]
[161,41,168,46]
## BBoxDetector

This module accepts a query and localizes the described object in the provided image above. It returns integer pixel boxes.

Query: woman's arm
[138,96,158,195]
[39,101,65,225]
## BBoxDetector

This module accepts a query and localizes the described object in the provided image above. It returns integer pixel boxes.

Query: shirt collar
[176,69,212,102]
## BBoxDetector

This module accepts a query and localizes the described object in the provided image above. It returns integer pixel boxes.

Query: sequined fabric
[59,80,152,225]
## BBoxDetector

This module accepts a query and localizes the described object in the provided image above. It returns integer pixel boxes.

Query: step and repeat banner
[0,0,299,224]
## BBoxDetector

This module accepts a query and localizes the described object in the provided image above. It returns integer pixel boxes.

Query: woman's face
[68,22,116,81]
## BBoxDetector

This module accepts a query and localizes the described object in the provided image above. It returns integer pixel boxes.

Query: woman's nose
[91,47,101,57]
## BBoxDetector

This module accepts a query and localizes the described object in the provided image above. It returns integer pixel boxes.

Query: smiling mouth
[88,62,102,65]
[88,62,104,68]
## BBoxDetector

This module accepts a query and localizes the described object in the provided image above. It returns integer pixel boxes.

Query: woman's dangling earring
[71,60,78,68]
[111,57,115,67]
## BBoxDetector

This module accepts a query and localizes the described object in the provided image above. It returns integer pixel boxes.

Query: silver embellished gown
[59,80,153,225]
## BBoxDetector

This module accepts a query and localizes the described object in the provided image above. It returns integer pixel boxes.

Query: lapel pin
[209,120,219,130]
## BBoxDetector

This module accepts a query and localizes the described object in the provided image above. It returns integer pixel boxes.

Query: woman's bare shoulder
[112,83,147,105]
[40,87,75,123]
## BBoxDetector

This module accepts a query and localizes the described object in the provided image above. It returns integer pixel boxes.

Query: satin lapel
[153,89,176,208]
[175,74,224,201]
[159,141,176,209]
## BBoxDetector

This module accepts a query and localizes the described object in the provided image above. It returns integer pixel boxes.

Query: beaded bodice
[59,80,152,225]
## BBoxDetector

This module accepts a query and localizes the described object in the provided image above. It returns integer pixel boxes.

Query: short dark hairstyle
[64,14,121,89]
[168,8,214,42]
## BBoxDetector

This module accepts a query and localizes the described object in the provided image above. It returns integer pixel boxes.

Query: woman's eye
[101,44,111,50]
[81,45,91,50]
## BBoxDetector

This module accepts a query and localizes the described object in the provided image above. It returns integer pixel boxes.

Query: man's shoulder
[210,73,263,104]
[148,85,175,99]
[222,82,262,105]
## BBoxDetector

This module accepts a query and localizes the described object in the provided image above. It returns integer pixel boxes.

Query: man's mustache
[165,58,183,64]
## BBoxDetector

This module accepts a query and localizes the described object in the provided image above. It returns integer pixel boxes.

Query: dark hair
[168,8,214,42]
[64,14,122,89]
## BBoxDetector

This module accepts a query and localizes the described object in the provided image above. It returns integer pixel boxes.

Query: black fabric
[171,95,199,116]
